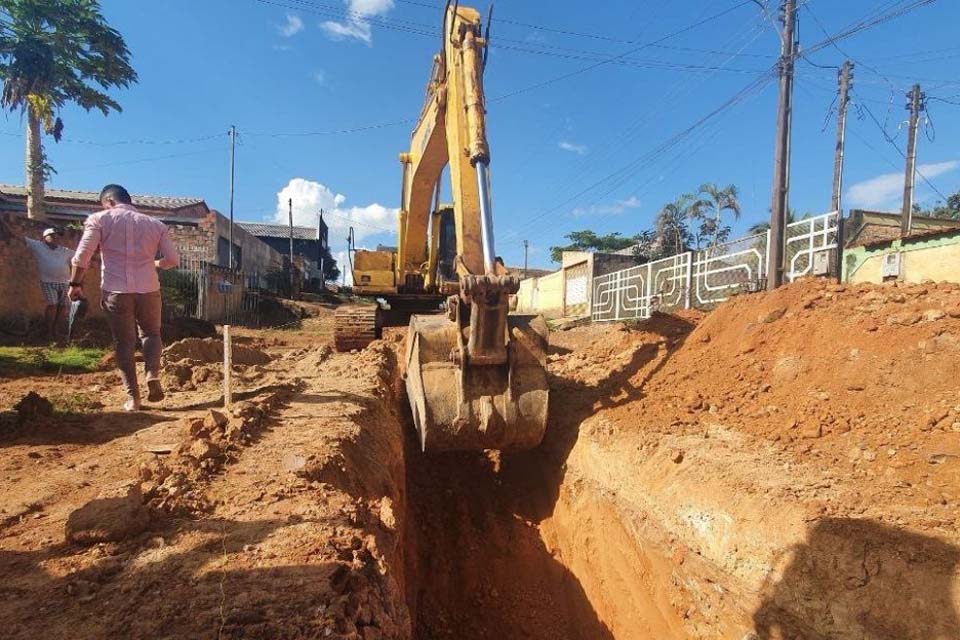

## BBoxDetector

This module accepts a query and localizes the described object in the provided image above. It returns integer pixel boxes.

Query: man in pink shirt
[69,184,180,411]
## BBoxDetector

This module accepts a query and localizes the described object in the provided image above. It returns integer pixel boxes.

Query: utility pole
[288,198,295,289]
[228,125,236,270]
[901,84,925,236]
[522,240,529,278]
[766,0,798,290]
[317,209,325,291]
[831,61,854,213]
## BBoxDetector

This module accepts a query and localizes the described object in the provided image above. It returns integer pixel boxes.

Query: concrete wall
[212,213,285,275]
[844,232,960,285]
[518,251,645,320]
[0,212,104,325]
[168,212,285,275]
[516,269,564,319]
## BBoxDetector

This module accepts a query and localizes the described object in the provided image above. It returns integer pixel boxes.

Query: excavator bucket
[404,313,549,452]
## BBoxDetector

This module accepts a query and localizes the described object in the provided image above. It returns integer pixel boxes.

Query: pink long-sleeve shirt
[72,204,180,294]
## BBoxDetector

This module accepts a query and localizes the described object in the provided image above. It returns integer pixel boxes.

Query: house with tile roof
[0,185,286,276]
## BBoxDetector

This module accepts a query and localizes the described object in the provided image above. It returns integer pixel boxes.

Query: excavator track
[333,304,382,352]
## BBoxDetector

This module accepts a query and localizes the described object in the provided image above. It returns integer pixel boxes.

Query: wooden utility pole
[288,198,295,288]
[901,84,925,236]
[317,209,325,290]
[831,61,854,213]
[766,0,798,290]
[228,125,237,269]
[522,239,529,278]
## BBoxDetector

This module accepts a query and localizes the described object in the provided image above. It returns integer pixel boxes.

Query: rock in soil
[64,481,149,545]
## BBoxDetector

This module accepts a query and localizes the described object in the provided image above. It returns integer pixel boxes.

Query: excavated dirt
[1,284,959,639]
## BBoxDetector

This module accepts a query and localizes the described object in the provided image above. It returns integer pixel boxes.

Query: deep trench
[397,369,653,640]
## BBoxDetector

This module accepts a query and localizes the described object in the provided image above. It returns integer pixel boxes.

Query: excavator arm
[398,4,492,285]
[402,3,548,452]
[337,3,549,452]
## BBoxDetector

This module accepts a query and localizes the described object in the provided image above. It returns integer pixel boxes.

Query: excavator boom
[335,3,549,452]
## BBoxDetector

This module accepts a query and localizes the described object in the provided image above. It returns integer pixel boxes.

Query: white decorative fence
[592,211,839,322]
[785,212,840,282]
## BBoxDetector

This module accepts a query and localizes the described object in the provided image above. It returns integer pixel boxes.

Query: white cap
[42,227,59,238]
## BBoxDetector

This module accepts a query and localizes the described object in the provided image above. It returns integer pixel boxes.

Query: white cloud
[275,178,397,248]
[313,70,326,85]
[320,0,394,44]
[559,140,588,155]
[572,196,640,217]
[846,160,959,210]
[279,13,304,37]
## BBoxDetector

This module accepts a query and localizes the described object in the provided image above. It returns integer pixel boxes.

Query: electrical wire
[854,92,949,202]
[499,14,771,235]
[928,96,960,107]
[0,129,224,146]
[502,69,777,241]
[55,146,227,172]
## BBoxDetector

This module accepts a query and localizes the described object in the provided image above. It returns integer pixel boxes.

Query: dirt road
[2,281,959,639]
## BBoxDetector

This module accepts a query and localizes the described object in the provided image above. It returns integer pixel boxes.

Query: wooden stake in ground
[223,324,232,408]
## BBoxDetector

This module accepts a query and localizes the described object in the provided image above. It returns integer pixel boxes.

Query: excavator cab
[334,2,549,453]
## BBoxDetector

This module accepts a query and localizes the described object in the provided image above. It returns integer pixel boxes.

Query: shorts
[40,281,68,306]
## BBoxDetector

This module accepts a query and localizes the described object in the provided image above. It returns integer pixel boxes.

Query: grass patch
[49,392,104,414]
[0,346,106,375]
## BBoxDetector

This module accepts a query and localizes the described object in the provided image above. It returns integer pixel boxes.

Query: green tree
[654,195,694,257]
[691,183,741,247]
[0,0,137,219]
[549,230,643,263]
[747,209,799,236]
[918,190,960,220]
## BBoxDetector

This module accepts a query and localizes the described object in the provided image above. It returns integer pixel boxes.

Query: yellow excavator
[334,2,549,453]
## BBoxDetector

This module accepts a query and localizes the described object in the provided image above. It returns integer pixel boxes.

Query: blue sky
[1,0,959,270]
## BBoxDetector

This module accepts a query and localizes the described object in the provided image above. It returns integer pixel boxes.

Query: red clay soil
[571,278,960,535]
[0,316,412,640]
[543,278,960,638]
[3,284,959,640]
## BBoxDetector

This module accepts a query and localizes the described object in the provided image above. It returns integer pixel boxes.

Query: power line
[503,69,777,241]
[803,0,942,59]
[488,0,758,102]
[0,130,223,146]
[56,146,226,172]
[928,96,960,107]
[245,119,416,138]
[854,91,949,202]
[533,16,770,207]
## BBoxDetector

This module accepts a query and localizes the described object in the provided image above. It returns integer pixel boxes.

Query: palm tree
[692,183,741,246]
[748,209,798,235]
[0,0,137,219]
[655,195,694,258]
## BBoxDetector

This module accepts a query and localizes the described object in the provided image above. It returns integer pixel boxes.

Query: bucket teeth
[405,314,549,452]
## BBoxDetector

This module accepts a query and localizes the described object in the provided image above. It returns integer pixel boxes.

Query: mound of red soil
[556,278,960,536]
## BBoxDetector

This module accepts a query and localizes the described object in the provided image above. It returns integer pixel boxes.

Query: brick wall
[166,216,216,264]
[0,212,104,323]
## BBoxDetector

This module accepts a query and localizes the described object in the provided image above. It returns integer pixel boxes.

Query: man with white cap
[24,227,74,339]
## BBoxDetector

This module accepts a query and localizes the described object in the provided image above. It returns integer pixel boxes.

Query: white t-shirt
[26,238,74,283]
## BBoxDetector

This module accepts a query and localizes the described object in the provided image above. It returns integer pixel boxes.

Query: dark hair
[99,184,132,205]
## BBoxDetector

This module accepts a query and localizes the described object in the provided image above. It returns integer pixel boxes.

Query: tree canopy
[915,190,960,220]
[548,230,641,263]
[0,0,138,135]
